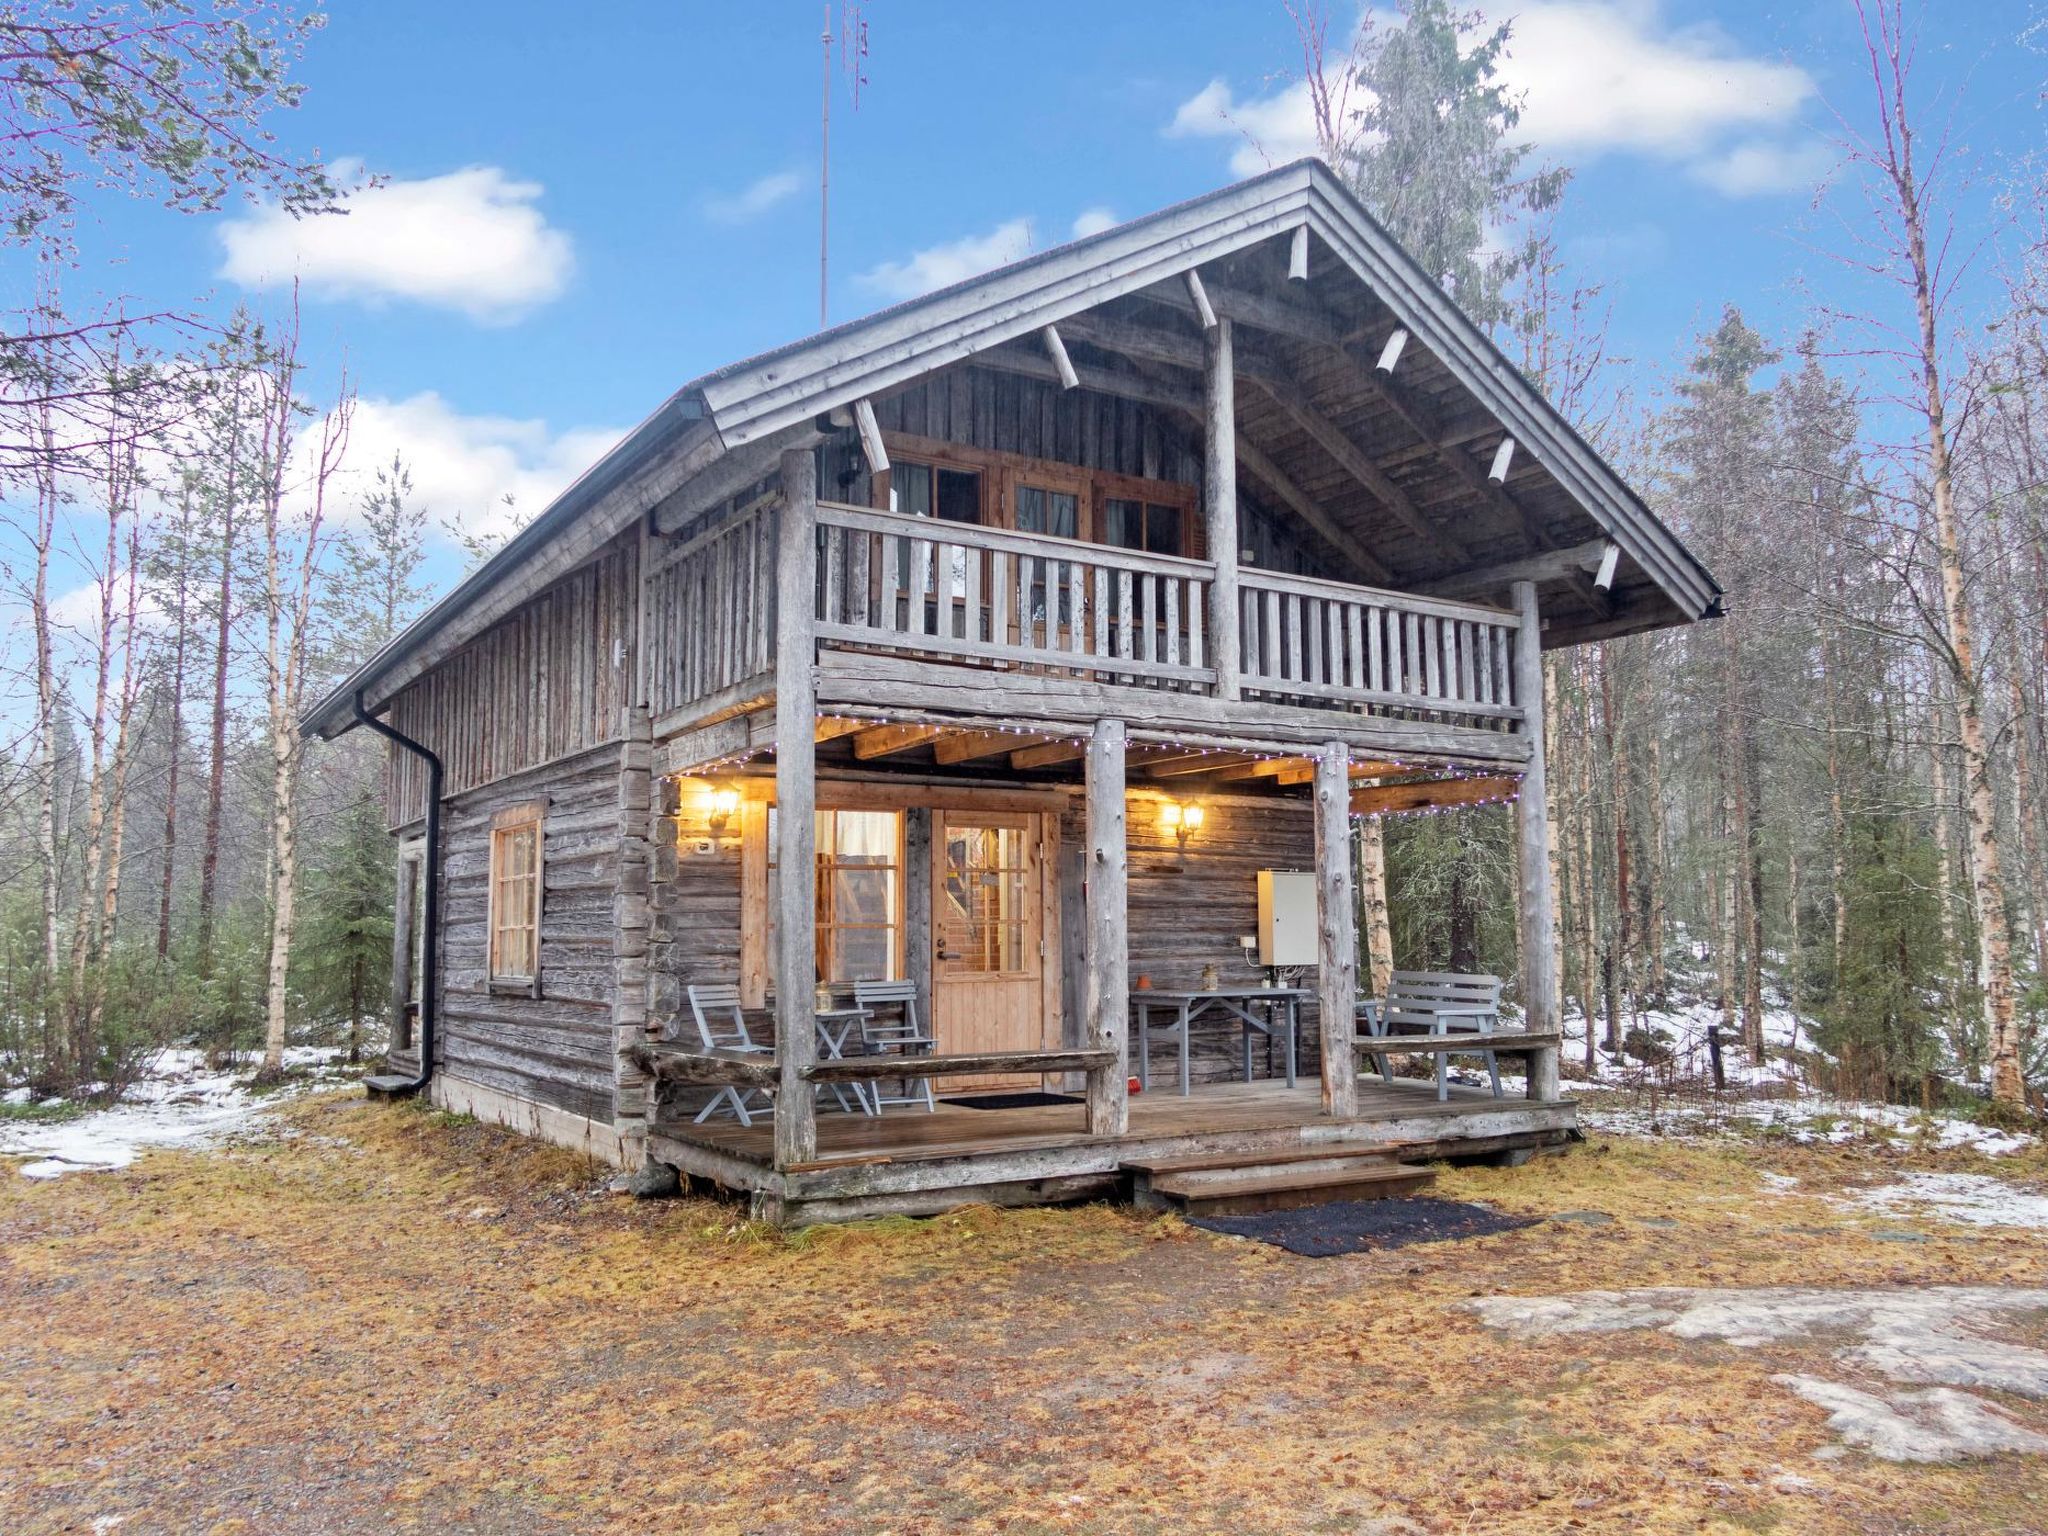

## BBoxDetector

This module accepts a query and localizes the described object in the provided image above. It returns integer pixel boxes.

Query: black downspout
[353,688,441,1097]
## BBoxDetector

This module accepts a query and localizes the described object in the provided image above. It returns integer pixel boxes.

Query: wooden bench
[1359,971,1511,1101]
[627,1042,1113,1087]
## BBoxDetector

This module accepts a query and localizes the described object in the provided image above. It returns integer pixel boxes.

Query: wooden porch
[648,1076,1578,1226]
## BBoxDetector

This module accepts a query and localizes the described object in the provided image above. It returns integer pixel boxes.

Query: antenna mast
[819,3,831,330]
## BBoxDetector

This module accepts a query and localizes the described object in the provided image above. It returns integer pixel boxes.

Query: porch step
[1122,1142,1426,1178]
[1129,1151,1436,1217]
[364,1073,423,1100]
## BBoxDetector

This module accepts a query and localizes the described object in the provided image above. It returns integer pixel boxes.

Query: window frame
[487,800,546,996]
[870,434,1200,556]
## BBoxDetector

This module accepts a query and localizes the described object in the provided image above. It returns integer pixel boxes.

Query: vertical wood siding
[642,498,780,722]
[385,533,639,827]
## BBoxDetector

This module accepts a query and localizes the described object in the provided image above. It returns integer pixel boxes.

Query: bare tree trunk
[1543,655,1568,1004]
[1357,816,1393,997]
[1601,642,1631,1049]
[1642,689,1668,1003]
[30,399,61,999]
[157,479,195,963]
[197,386,244,979]
[1854,0,2022,1102]
[1573,654,1600,1047]
[1741,740,1766,1054]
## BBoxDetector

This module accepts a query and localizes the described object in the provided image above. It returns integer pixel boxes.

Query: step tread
[1152,1161,1435,1200]
[1123,1143,1423,1177]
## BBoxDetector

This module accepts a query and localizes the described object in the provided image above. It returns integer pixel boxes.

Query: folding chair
[685,984,776,1126]
[852,979,937,1113]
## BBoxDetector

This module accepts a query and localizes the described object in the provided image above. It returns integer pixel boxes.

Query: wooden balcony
[811,500,1526,748]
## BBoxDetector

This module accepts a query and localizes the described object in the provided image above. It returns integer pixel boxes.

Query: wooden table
[1132,988,1308,1097]
[814,1007,875,1115]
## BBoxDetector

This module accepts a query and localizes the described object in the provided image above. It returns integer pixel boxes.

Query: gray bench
[1358,971,1505,1101]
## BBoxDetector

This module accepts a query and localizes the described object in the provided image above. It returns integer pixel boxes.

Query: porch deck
[649,1078,1578,1225]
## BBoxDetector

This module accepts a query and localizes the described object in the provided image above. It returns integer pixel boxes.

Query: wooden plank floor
[660,1077,1552,1170]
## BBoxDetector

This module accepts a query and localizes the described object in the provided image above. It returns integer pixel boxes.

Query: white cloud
[1166,2,1821,196]
[1168,76,1323,177]
[1688,136,1833,197]
[704,169,803,225]
[327,392,625,547]
[218,161,576,323]
[1499,2,1814,158]
[48,571,164,637]
[1070,206,1119,239]
[857,218,1035,302]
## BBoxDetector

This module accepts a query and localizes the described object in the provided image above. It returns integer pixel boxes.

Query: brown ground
[3,1095,2046,1536]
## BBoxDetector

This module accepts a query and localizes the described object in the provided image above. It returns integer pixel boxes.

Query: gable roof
[303,158,1716,741]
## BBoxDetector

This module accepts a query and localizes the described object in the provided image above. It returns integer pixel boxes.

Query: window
[1101,496,1187,558]
[766,809,903,986]
[488,803,544,990]
[938,820,1032,975]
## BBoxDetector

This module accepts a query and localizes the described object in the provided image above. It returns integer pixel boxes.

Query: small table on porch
[814,1007,876,1115]
[1131,987,1308,1097]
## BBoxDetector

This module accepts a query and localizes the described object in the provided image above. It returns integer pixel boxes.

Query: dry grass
[2,1096,2046,1535]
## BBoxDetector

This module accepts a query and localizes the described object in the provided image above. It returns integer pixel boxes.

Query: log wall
[386,532,639,828]
[435,743,626,1124]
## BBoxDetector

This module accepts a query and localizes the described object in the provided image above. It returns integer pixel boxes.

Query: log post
[904,807,934,1044]
[389,845,419,1054]
[1512,579,1562,1102]
[1203,317,1241,701]
[773,446,820,1169]
[1083,718,1130,1137]
[1315,740,1359,1118]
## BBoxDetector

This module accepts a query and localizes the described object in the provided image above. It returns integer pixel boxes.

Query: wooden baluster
[1264,588,1281,688]
[1285,592,1303,685]
[1068,559,1086,663]
[1346,602,1365,693]
[963,536,982,644]
[1164,576,1181,669]
[1187,581,1204,673]
[1092,564,1110,672]
[991,548,1010,654]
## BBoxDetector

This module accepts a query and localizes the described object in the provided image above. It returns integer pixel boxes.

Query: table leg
[1242,1016,1253,1084]
[1285,998,1298,1088]
[1137,1002,1150,1092]
[1179,1002,1191,1097]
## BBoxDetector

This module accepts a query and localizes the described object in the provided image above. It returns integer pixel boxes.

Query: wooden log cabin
[302,161,1719,1224]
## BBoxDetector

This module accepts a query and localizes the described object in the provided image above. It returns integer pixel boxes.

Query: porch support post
[1511,580,1561,1102]
[1083,718,1130,1137]
[1203,316,1241,701]
[773,446,820,1169]
[1315,740,1359,1118]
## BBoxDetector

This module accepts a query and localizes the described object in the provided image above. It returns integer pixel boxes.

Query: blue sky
[39,1,2048,596]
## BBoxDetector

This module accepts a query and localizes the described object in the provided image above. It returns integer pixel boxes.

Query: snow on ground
[1573,1093,2036,1156]
[1846,1173,2048,1230]
[0,1048,356,1179]
[1470,1285,2048,1461]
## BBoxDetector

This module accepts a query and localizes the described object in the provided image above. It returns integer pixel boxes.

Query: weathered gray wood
[1288,223,1310,281]
[1418,539,1612,601]
[1041,324,1079,389]
[389,843,419,1051]
[815,651,1534,766]
[650,423,826,537]
[1084,719,1130,1136]
[1185,267,1217,329]
[1511,580,1561,1102]
[1203,317,1241,700]
[626,1043,782,1087]
[1315,741,1358,1118]
[806,1048,1114,1082]
[1355,1031,1562,1054]
[905,806,934,1038]
[774,448,820,1168]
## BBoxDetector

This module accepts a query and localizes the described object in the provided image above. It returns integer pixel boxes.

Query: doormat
[942,1092,1081,1111]
[1190,1196,1539,1257]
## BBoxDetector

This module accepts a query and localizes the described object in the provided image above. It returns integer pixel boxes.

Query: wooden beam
[1288,224,1310,282]
[932,729,1052,765]
[1376,328,1408,374]
[1253,373,1470,565]
[1593,541,1621,591]
[1185,268,1217,329]
[1315,741,1358,1118]
[1488,437,1516,484]
[651,423,827,537]
[1231,433,1397,587]
[814,716,868,743]
[1212,756,1314,783]
[852,397,889,477]
[1011,739,1084,770]
[1138,751,1260,777]
[850,723,945,759]
[1204,317,1241,701]
[1511,580,1561,1103]
[1349,775,1521,815]
[1417,539,1611,601]
[1041,324,1080,389]
[773,447,820,1169]
[1084,719,1130,1137]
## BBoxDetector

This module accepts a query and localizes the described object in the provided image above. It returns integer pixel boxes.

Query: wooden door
[931,811,1059,1091]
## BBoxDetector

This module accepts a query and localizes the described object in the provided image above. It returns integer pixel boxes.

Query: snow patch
[1773,1375,2048,1463]
[1470,1285,2048,1462]
[1,1048,353,1178]
[1847,1173,2048,1230]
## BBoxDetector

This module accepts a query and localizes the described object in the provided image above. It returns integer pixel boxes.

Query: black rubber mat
[1189,1196,1539,1256]
[941,1091,1081,1110]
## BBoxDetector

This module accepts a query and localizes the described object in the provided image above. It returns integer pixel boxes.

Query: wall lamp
[1160,800,1206,847]
[706,787,741,836]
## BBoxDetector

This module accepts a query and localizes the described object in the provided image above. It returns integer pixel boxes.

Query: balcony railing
[809,501,1524,733]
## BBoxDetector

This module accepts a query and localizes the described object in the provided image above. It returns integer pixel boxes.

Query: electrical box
[1256,870,1318,968]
